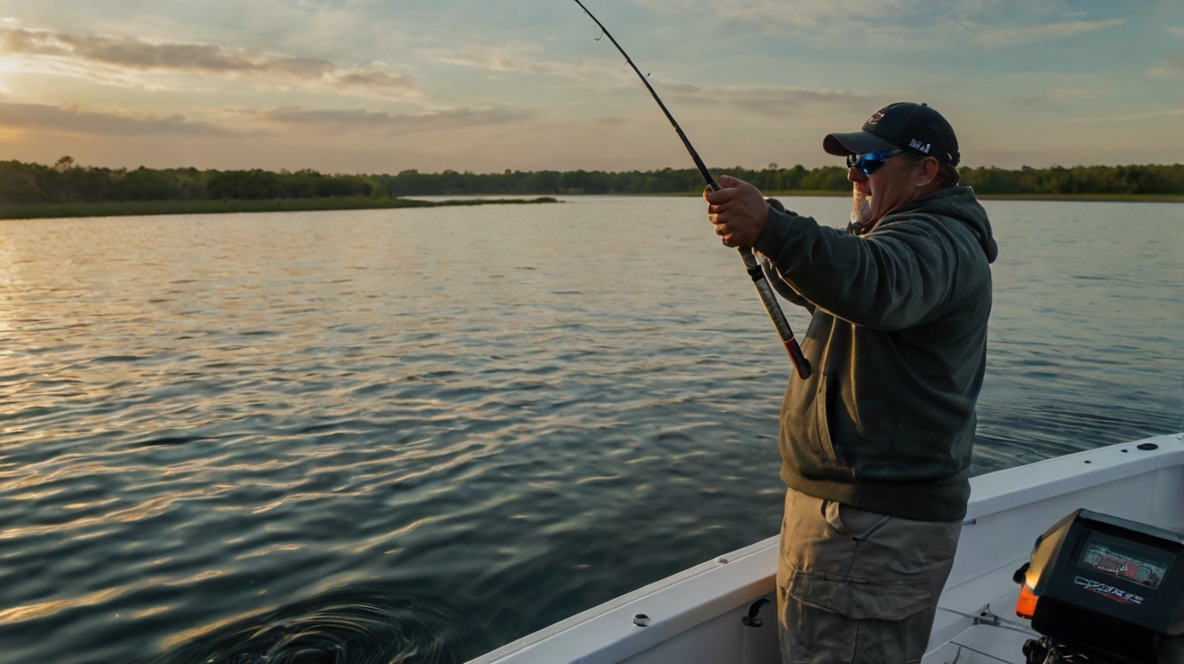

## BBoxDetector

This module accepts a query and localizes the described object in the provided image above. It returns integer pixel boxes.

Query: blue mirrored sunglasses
[846,149,903,175]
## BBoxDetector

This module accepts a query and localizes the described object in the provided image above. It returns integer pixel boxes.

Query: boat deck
[470,433,1184,664]
[924,433,1184,663]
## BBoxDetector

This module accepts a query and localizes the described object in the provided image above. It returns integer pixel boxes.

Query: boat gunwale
[964,433,1184,521]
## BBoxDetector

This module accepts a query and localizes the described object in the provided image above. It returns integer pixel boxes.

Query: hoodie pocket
[814,372,839,463]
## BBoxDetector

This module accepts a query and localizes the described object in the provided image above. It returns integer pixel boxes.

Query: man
[704,102,998,663]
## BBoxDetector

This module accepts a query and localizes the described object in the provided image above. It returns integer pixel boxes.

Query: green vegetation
[958,165,1184,199]
[1,157,1180,220]
[388,163,1184,198]
[0,157,562,219]
[384,165,858,196]
[0,156,388,205]
[0,196,558,220]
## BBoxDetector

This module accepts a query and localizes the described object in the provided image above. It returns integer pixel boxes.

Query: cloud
[248,106,537,135]
[0,27,417,98]
[0,28,328,75]
[971,19,1126,46]
[435,45,550,75]
[0,97,536,144]
[1019,87,1106,106]
[647,0,912,31]
[1168,27,1184,38]
[630,1,1132,53]
[0,102,233,137]
[1054,107,1184,125]
[428,43,615,84]
[1148,53,1184,78]
[658,82,874,118]
[330,70,419,95]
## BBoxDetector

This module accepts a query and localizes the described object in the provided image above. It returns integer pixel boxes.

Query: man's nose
[847,166,866,183]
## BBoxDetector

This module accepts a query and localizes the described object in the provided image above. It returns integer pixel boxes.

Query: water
[0,196,1180,663]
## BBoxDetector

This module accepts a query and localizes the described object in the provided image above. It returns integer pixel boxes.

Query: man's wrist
[755,204,795,258]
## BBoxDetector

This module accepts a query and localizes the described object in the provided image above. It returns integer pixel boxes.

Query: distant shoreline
[635,190,1184,203]
[0,196,559,220]
[6,160,1181,212]
[2,191,1179,221]
[970,193,1184,203]
[759,191,1184,203]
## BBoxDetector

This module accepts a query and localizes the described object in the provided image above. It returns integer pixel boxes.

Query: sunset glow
[0,1,1180,173]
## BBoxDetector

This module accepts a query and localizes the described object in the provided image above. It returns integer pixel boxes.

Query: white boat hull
[470,433,1184,664]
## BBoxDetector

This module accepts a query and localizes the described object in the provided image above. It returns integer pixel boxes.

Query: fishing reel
[1013,509,1184,664]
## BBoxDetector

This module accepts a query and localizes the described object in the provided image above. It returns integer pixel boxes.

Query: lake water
[1,196,1181,663]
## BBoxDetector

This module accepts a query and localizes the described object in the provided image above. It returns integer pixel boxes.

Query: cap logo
[867,111,884,125]
[908,139,931,153]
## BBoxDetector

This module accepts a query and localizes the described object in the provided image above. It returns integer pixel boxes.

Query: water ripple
[0,200,1178,664]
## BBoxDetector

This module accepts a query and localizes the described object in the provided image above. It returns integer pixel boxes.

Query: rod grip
[784,338,810,380]
[738,247,811,379]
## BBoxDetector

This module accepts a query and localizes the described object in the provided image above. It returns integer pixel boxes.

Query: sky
[0,0,1180,174]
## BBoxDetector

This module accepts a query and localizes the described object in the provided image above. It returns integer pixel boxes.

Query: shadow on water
[149,584,484,664]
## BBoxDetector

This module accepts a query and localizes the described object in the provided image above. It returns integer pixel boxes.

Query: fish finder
[1014,509,1184,663]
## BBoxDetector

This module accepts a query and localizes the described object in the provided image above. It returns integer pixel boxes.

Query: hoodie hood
[895,186,998,263]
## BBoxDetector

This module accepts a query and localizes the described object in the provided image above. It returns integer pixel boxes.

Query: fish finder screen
[1077,531,1172,590]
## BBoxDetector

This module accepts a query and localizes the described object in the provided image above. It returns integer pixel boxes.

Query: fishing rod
[570,0,810,379]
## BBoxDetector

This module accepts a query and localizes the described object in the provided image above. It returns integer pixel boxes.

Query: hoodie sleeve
[754,206,965,331]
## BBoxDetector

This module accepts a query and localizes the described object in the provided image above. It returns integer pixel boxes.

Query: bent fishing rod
[570,0,810,379]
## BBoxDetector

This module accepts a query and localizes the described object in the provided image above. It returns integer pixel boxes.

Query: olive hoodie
[754,186,997,522]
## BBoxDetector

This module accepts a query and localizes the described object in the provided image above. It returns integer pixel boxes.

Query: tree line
[2,157,1181,204]
[389,163,1184,196]
[0,157,379,204]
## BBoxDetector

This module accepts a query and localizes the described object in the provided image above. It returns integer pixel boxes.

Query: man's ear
[919,157,940,187]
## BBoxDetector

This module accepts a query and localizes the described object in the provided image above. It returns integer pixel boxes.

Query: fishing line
[570,0,810,379]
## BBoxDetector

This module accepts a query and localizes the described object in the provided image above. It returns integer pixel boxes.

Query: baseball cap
[823,102,960,166]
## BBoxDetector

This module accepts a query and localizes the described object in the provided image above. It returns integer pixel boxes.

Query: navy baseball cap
[823,102,960,166]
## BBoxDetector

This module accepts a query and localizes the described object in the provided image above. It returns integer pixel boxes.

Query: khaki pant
[777,487,961,664]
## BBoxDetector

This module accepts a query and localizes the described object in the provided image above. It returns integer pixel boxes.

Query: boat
[469,432,1184,664]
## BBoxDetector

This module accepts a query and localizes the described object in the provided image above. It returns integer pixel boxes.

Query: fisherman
[704,102,997,663]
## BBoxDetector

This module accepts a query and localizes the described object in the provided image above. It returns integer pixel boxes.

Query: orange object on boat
[1015,583,1038,619]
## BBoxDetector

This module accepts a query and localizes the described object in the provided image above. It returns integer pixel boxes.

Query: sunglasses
[846,149,903,175]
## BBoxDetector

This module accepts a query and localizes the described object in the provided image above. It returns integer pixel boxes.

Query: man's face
[847,154,923,225]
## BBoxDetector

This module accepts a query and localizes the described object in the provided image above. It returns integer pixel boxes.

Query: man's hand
[704,175,770,248]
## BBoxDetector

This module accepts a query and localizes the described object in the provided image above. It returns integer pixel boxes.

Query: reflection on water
[0,198,1180,663]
